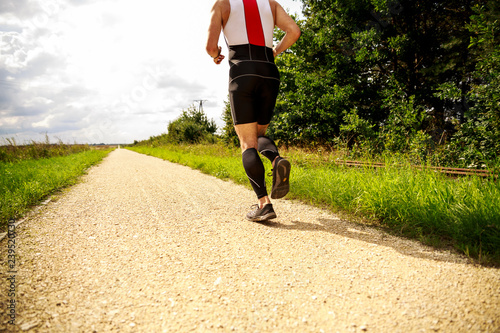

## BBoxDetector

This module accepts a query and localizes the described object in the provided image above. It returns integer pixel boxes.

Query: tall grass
[0,149,112,231]
[294,160,499,258]
[128,144,500,265]
[0,137,91,162]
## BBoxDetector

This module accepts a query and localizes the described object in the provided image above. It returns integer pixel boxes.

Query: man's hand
[213,46,225,65]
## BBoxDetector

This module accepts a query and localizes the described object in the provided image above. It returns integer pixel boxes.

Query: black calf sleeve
[242,148,268,199]
[258,136,279,162]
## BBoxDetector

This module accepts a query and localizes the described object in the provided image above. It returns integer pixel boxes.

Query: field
[128,144,500,266]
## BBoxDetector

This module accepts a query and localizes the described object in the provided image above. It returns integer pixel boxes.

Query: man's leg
[235,123,271,208]
[256,133,291,200]
[242,148,266,198]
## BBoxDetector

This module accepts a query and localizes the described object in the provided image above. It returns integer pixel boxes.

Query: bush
[166,105,218,144]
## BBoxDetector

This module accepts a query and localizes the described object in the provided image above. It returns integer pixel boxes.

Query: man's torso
[222,0,276,48]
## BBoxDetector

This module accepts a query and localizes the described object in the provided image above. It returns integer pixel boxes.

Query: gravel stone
[1,148,499,332]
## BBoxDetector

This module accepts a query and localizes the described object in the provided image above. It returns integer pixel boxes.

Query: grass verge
[0,149,113,231]
[128,144,500,266]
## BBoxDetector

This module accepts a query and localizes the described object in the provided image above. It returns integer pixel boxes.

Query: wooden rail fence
[334,160,496,178]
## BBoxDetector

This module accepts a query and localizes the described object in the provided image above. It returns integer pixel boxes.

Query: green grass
[129,144,251,185]
[0,149,112,231]
[128,144,500,265]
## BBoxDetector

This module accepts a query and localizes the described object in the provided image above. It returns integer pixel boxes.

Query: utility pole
[193,100,208,112]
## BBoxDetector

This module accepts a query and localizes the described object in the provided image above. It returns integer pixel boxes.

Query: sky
[0,0,303,144]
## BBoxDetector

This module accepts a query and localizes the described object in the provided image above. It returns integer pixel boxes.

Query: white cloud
[0,0,303,144]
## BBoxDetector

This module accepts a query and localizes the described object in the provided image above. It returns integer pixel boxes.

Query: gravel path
[1,148,499,332]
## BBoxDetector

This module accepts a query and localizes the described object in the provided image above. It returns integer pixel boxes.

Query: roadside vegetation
[0,140,112,231]
[0,136,91,162]
[269,0,500,170]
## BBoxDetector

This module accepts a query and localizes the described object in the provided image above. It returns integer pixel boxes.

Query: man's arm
[272,1,301,57]
[206,1,225,65]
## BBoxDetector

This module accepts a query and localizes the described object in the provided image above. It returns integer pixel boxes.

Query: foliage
[338,107,378,153]
[441,2,500,167]
[166,105,218,144]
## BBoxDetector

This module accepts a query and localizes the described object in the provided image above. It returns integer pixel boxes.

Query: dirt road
[1,148,499,332]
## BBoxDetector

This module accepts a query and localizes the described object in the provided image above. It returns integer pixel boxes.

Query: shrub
[166,105,217,144]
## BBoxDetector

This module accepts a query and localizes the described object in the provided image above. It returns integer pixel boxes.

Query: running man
[206,0,300,221]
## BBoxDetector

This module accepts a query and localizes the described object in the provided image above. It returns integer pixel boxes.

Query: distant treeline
[258,0,499,168]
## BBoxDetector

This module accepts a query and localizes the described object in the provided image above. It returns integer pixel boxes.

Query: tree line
[256,0,498,167]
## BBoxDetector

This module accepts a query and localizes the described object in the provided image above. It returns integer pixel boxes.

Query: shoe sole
[246,212,277,222]
[271,158,291,199]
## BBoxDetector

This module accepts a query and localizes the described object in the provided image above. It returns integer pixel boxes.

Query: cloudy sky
[0,0,302,144]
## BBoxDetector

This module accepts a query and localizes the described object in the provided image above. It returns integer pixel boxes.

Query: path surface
[1,149,499,332]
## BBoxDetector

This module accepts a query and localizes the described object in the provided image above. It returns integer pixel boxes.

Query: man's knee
[257,124,269,137]
[235,123,259,151]
[239,138,258,151]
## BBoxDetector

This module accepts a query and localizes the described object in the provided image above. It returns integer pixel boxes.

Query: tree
[271,0,489,159]
[444,1,500,166]
[167,105,217,144]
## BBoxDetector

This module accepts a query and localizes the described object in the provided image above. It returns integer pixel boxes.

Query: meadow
[128,144,500,265]
[0,138,91,162]
[0,142,112,231]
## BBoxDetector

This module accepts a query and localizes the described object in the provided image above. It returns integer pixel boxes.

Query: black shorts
[227,44,280,125]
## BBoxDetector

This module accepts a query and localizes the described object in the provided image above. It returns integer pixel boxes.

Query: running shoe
[270,157,291,199]
[246,204,277,222]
